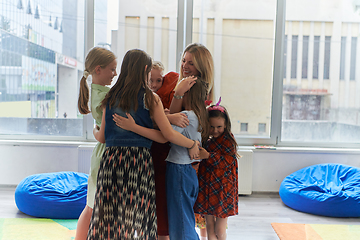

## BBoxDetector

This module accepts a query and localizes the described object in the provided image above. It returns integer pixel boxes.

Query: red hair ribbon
[205,100,212,106]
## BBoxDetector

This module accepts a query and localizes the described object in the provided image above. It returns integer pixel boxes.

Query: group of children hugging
[76,43,239,240]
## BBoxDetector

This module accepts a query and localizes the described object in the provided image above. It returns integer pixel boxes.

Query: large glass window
[0,0,85,138]
[115,0,178,73]
[192,0,277,139]
[281,0,360,144]
[2,0,359,148]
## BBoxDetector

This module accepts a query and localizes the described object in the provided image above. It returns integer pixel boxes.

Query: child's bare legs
[205,215,217,240]
[200,228,207,239]
[205,215,228,240]
[214,217,227,240]
[75,205,93,240]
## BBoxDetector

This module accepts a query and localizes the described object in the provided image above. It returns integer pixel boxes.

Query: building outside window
[282,1,360,144]
[1,0,360,147]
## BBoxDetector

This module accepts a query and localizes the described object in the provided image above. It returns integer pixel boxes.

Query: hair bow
[208,97,225,113]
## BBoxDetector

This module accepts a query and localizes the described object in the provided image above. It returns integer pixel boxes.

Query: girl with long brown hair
[88,49,200,240]
[114,77,209,240]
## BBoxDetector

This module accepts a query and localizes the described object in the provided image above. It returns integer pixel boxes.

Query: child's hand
[113,113,136,131]
[188,140,200,159]
[164,108,170,115]
[167,112,189,128]
[175,76,197,96]
[193,147,209,160]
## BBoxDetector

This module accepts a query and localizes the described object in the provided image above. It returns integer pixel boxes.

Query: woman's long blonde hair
[78,47,116,114]
[179,43,214,100]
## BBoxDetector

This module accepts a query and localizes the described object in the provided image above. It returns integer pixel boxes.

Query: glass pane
[193,0,277,138]
[282,0,360,143]
[115,0,178,73]
[0,0,85,137]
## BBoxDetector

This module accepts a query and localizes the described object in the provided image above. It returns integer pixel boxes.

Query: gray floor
[1,186,359,240]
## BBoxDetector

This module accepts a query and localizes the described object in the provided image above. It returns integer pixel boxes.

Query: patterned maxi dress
[194,133,239,218]
[87,146,157,239]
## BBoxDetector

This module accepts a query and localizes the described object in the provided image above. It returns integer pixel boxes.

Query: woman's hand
[113,113,136,131]
[167,112,189,128]
[188,140,200,159]
[174,76,197,96]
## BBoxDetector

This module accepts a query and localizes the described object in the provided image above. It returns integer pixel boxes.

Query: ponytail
[78,76,90,114]
[78,47,116,115]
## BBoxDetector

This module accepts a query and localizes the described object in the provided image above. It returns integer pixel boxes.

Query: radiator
[77,145,95,174]
[237,149,253,195]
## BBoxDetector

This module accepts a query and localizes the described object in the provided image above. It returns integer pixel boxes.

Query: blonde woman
[170,43,214,114]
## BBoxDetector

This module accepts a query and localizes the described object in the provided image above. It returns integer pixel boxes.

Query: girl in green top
[76,47,117,240]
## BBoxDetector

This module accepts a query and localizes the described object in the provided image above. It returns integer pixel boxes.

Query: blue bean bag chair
[279,163,360,217]
[15,171,88,219]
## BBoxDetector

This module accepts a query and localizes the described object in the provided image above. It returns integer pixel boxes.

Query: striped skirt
[87,146,157,240]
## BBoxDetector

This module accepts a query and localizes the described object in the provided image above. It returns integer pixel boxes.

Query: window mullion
[176,0,193,71]
[84,0,95,141]
[270,0,286,145]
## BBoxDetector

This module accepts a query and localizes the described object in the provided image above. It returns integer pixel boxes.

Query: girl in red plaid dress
[194,103,239,240]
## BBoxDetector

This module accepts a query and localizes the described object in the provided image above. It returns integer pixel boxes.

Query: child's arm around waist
[113,112,168,143]
[204,136,237,169]
[113,93,199,158]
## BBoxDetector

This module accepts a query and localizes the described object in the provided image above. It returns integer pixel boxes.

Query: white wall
[0,143,79,186]
[1,143,359,192]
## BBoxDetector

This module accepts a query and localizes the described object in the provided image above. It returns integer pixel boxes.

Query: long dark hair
[208,105,239,157]
[183,78,209,144]
[101,49,155,114]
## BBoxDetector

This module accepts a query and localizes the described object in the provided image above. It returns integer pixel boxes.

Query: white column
[344,23,352,108]
[84,0,95,139]
[356,24,360,109]
[307,22,314,89]
[154,16,162,62]
[84,0,94,54]
[318,22,326,89]
[139,16,147,51]
[296,21,303,87]
[117,0,126,66]
[329,19,342,109]
[213,16,222,101]
[168,17,177,72]
[199,9,207,45]
[286,21,292,86]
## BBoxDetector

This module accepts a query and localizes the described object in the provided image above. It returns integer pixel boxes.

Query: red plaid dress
[194,133,238,218]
